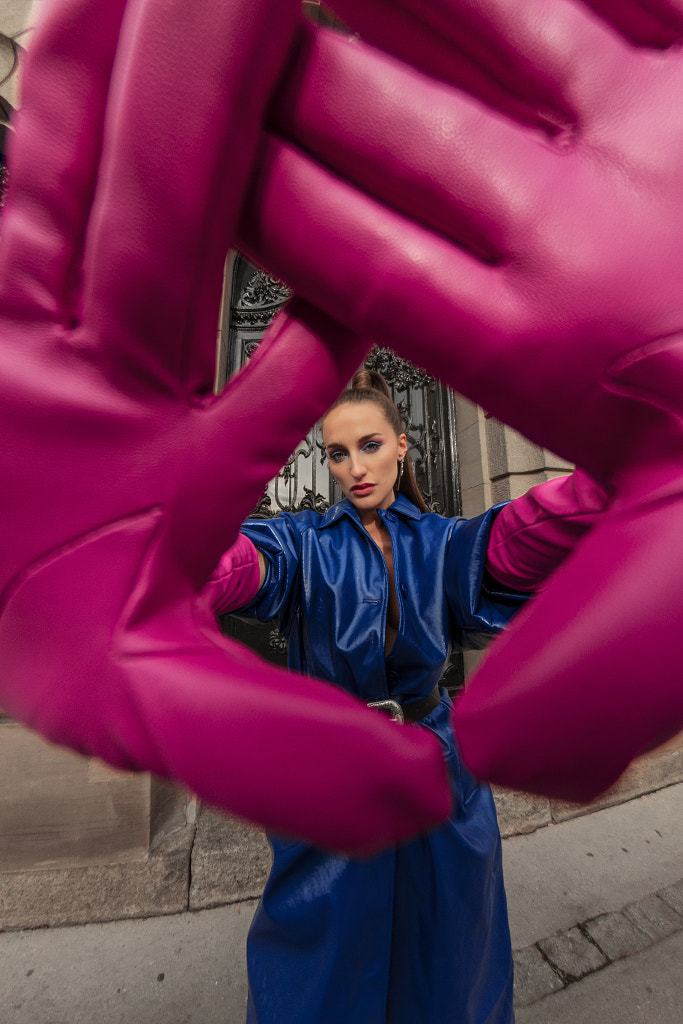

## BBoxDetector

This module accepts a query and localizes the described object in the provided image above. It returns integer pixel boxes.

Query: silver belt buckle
[367,699,404,724]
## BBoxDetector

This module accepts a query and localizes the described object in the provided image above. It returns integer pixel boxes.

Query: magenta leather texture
[2,0,682,843]
[203,535,261,616]
[240,0,683,799]
[0,0,452,855]
[485,471,608,592]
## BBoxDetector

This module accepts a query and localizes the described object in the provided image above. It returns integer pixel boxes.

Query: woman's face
[322,401,408,514]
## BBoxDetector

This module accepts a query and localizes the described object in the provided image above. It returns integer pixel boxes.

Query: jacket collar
[317,493,422,530]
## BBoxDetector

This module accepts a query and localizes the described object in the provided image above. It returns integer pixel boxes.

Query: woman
[208,369,599,1024]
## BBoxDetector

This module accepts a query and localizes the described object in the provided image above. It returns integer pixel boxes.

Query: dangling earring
[397,458,405,489]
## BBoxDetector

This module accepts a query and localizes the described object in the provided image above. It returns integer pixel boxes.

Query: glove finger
[0,516,450,854]
[331,0,629,130]
[240,133,645,476]
[0,0,128,319]
[144,300,374,590]
[240,133,533,386]
[79,0,301,398]
[322,2,561,132]
[581,0,683,45]
[124,642,451,854]
[454,496,683,801]
[269,23,556,262]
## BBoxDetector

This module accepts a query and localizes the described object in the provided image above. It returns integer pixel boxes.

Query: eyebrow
[325,433,383,450]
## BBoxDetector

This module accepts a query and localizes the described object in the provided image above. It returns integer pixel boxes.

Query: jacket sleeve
[229,513,303,631]
[445,505,529,651]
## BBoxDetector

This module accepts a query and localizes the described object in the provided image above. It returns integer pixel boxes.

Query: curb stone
[513,879,683,1009]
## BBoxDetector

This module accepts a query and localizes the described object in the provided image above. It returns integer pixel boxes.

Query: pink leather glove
[203,535,261,616]
[485,471,609,592]
[0,0,451,854]
[239,0,683,800]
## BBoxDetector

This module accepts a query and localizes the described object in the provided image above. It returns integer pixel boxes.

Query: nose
[348,452,366,479]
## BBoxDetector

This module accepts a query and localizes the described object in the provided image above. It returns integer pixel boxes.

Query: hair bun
[350,368,392,399]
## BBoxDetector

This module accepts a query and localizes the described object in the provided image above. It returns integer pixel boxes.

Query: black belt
[367,685,441,724]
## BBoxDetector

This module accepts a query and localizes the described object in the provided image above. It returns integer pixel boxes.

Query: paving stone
[658,878,683,918]
[583,911,651,961]
[537,926,607,980]
[624,893,683,940]
[513,945,564,1008]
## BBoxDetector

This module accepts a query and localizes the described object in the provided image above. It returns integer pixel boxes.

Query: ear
[398,433,408,459]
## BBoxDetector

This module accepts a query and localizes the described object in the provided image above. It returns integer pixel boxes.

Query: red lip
[351,483,374,494]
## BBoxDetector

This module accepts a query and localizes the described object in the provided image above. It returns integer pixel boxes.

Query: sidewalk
[1,782,682,1024]
[503,781,683,1022]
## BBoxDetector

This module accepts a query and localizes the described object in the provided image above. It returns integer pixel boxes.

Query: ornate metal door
[220,256,465,692]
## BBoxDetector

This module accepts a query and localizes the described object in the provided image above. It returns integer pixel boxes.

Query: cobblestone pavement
[512,878,683,1009]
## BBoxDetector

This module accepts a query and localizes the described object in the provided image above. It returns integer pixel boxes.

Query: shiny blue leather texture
[237,496,527,1024]
[239,495,526,704]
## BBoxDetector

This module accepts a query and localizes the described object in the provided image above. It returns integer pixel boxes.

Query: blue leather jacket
[238,495,526,705]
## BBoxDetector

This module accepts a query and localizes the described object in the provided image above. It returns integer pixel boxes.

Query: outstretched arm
[202,534,265,615]
[485,471,608,592]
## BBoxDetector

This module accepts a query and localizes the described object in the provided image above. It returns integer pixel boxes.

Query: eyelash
[329,440,381,463]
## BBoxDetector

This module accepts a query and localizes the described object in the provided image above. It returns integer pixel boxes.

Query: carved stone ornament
[365,347,434,392]
[297,486,330,515]
[252,492,276,519]
[232,270,291,329]
[267,628,288,654]
[0,33,20,95]
[238,270,291,308]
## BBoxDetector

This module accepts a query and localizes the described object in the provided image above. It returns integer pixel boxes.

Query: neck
[355,493,397,529]
[358,508,381,529]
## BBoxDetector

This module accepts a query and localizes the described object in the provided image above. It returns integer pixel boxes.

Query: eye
[328,449,347,463]
[362,440,381,454]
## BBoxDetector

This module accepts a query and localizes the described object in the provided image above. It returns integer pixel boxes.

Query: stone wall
[2,730,681,931]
